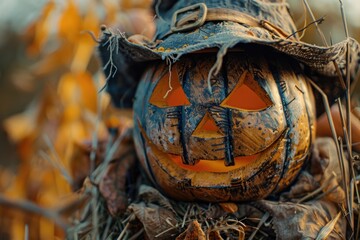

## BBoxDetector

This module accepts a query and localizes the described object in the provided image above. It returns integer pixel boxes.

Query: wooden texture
[133,52,316,201]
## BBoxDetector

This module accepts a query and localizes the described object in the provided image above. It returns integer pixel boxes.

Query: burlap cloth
[100,137,349,239]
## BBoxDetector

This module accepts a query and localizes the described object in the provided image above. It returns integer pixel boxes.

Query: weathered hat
[98,0,360,112]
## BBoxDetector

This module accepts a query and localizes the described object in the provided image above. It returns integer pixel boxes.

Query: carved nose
[192,112,224,138]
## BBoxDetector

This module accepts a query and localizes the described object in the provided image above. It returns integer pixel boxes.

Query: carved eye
[149,67,191,108]
[220,71,273,111]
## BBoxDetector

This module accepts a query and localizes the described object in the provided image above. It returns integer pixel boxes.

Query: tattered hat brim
[100,21,359,78]
[99,20,359,111]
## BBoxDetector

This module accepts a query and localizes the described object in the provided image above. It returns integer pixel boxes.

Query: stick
[0,194,68,229]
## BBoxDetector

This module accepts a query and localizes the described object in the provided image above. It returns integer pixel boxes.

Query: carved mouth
[167,154,260,172]
[139,122,285,173]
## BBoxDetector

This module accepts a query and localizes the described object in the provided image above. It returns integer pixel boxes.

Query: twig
[303,0,347,91]
[337,0,352,154]
[314,185,340,201]
[91,187,99,240]
[101,214,113,240]
[297,172,336,203]
[350,69,360,96]
[182,204,192,228]
[90,73,103,179]
[338,139,351,226]
[302,0,328,46]
[338,0,349,38]
[117,221,130,240]
[155,223,180,238]
[308,80,342,166]
[42,135,74,186]
[92,128,129,184]
[337,100,360,219]
[298,0,308,40]
[128,228,144,240]
[308,80,350,212]
[0,194,68,229]
[286,17,325,40]
[24,224,29,240]
[248,212,270,240]
[338,1,355,235]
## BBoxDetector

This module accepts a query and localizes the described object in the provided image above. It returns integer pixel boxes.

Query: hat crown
[154,0,297,40]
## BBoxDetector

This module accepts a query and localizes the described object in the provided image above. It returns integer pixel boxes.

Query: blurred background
[0,0,359,239]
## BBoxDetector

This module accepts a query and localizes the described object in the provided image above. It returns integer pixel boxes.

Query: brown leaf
[219,202,238,213]
[128,202,178,240]
[3,87,57,144]
[98,136,136,216]
[57,71,97,114]
[315,212,342,240]
[207,230,223,240]
[176,220,206,240]
[68,140,107,190]
[138,185,175,214]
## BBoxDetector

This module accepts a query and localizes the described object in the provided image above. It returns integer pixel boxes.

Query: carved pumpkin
[133,51,315,202]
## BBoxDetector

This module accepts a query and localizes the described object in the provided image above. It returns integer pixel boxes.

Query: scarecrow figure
[97,0,360,239]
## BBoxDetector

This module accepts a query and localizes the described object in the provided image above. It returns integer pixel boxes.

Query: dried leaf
[3,87,57,144]
[30,44,74,77]
[315,212,342,240]
[3,110,36,143]
[207,230,223,240]
[138,185,175,214]
[99,162,129,216]
[128,202,178,240]
[70,42,95,73]
[58,0,82,42]
[219,202,238,213]
[57,71,97,114]
[256,200,346,240]
[69,140,106,190]
[99,134,136,215]
[71,4,100,73]
[176,220,206,240]
[25,1,55,56]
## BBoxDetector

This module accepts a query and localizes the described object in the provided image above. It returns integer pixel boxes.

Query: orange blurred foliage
[1,0,154,239]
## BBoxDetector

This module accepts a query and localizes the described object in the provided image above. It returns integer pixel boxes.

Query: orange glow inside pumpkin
[221,71,272,111]
[149,68,190,107]
[192,112,224,138]
[169,154,259,172]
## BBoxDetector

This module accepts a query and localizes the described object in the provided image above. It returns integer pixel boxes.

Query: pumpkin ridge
[222,55,235,166]
[268,60,292,192]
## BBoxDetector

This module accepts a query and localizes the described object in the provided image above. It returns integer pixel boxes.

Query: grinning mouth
[139,121,286,173]
[167,154,259,172]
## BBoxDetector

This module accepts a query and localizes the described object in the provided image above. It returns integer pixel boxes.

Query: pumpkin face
[133,52,316,201]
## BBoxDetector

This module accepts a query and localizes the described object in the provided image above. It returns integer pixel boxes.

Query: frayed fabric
[98,0,360,109]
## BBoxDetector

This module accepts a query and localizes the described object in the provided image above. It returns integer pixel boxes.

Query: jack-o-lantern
[133,52,316,201]
[99,0,358,202]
